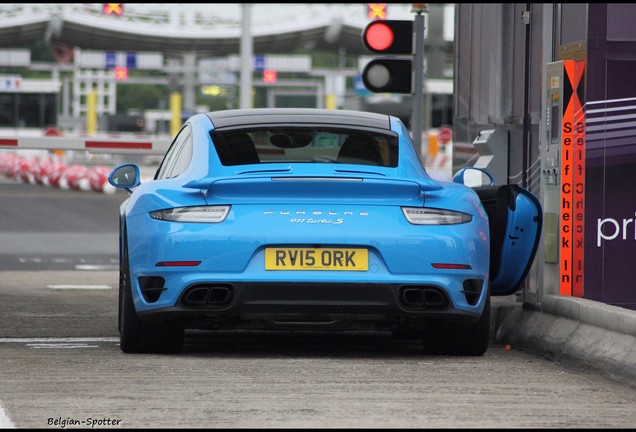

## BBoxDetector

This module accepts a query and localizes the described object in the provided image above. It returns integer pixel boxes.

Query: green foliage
[28,40,55,62]
[199,94,229,111]
[116,83,169,113]
[311,50,340,68]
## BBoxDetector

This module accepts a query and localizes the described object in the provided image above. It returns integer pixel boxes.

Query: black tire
[119,231,184,354]
[422,295,490,356]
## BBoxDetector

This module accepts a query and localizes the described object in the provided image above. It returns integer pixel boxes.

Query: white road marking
[0,401,15,429]
[18,257,42,263]
[0,337,118,343]
[26,343,99,349]
[46,284,112,290]
[1,337,119,349]
[0,338,120,427]
[75,264,118,271]
[51,258,74,264]
[12,257,118,271]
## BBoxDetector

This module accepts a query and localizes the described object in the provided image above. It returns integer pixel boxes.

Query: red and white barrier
[60,164,90,191]
[0,152,117,194]
[88,165,116,194]
[46,160,68,188]
[0,133,169,194]
[0,135,170,155]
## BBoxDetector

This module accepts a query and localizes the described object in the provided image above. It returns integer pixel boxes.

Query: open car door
[454,168,543,296]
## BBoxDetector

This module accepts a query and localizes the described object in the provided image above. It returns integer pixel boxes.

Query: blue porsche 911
[109,108,541,355]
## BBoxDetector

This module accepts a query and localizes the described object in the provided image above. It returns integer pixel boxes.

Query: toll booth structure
[453,4,636,310]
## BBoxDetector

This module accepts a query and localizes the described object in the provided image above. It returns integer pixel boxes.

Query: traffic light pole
[411,10,425,153]
[360,12,427,150]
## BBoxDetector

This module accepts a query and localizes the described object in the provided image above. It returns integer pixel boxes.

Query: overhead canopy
[0,4,415,57]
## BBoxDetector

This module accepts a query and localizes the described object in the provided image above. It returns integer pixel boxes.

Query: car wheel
[118,261,123,336]
[119,232,184,354]
[422,295,490,356]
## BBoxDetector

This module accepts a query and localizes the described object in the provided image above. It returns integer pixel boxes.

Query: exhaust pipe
[182,285,233,306]
[400,286,448,309]
[184,287,210,305]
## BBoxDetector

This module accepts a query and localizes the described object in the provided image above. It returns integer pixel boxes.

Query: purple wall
[584,4,636,309]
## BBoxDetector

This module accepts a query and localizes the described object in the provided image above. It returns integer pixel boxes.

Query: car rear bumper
[136,280,487,330]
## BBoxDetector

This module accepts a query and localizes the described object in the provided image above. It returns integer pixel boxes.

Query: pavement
[492,295,636,385]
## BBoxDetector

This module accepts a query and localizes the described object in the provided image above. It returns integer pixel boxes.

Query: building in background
[0,3,454,137]
[454,4,636,310]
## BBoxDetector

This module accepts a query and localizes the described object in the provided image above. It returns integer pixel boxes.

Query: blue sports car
[109,108,542,355]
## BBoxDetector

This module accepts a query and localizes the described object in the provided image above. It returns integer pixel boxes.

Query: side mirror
[452,167,494,187]
[108,164,141,193]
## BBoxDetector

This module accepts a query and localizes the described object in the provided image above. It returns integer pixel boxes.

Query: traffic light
[263,69,277,84]
[362,59,412,93]
[114,66,128,81]
[361,20,414,93]
[362,20,413,54]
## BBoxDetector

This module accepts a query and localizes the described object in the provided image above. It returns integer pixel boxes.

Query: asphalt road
[1,177,636,428]
[0,177,126,271]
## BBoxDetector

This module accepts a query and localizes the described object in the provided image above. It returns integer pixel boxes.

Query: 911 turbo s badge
[289,217,344,224]
[264,210,369,225]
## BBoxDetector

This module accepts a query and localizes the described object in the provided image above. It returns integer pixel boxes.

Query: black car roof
[205,108,392,131]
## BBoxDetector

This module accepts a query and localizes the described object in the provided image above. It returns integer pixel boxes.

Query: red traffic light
[362,20,413,55]
[114,66,128,81]
[263,69,277,83]
[364,22,394,51]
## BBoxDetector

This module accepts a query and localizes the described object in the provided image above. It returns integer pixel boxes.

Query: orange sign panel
[559,60,586,297]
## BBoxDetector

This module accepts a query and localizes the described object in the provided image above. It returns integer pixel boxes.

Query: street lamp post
[240,4,253,109]
[411,4,427,152]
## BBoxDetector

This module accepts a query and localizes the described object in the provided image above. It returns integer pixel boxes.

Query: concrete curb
[492,295,636,385]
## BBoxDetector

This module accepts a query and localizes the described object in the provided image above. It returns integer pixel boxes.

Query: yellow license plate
[265,248,368,271]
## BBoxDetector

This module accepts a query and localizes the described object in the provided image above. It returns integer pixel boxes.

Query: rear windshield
[210,127,398,167]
